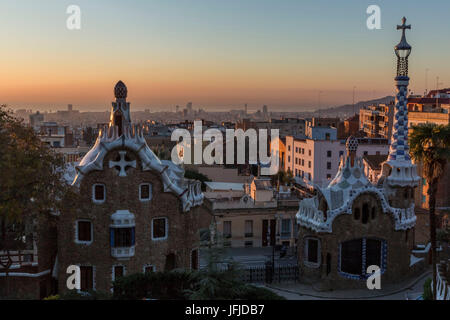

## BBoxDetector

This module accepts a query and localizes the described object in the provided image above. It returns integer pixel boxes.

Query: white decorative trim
[297,186,416,233]
[92,183,106,204]
[151,217,168,241]
[0,269,50,278]
[74,219,93,245]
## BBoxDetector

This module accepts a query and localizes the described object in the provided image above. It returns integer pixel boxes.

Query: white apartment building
[285,133,389,187]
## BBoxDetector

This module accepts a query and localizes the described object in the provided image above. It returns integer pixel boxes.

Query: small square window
[93,184,105,203]
[113,265,124,281]
[139,183,152,201]
[152,217,168,240]
[327,150,332,157]
[327,162,332,170]
[144,265,155,274]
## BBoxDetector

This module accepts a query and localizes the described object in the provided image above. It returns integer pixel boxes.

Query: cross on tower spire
[397,17,411,37]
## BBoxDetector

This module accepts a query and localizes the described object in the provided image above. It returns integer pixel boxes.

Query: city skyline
[0,0,449,111]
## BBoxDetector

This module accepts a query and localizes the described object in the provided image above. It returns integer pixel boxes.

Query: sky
[0,0,449,112]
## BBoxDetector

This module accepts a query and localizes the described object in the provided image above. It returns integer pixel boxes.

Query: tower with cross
[379,17,420,209]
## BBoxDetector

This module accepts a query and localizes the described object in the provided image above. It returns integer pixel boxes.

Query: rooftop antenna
[436,76,444,108]
[318,90,322,119]
[425,68,429,95]
[352,86,356,115]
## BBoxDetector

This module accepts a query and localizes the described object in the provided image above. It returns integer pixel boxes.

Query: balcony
[111,246,135,259]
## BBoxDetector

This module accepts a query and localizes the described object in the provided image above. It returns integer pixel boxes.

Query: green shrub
[423,278,432,300]
[113,270,193,300]
[112,269,285,300]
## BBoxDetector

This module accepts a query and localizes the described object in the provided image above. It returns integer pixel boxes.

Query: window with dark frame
[77,221,92,242]
[112,228,133,247]
[223,221,232,238]
[191,249,199,270]
[340,238,383,277]
[80,266,93,292]
[140,183,152,200]
[94,184,105,201]
[152,218,167,239]
[244,220,253,238]
[114,266,124,280]
[144,266,154,274]
[306,238,319,264]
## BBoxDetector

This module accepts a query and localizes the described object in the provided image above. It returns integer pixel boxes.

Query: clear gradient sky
[0,0,449,111]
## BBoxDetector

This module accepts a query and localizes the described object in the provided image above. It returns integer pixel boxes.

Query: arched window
[340,238,385,278]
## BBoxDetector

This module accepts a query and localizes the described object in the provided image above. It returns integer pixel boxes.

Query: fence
[432,260,450,300]
[239,264,299,284]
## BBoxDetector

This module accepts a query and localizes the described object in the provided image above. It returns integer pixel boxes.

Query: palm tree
[409,123,450,300]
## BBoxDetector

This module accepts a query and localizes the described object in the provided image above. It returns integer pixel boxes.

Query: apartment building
[204,177,299,249]
[407,89,450,209]
[285,128,389,187]
[359,102,395,140]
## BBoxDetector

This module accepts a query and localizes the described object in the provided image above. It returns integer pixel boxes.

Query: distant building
[204,176,299,249]
[29,111,44,128]
[407,90,450,210]
[359,102,395,140]
[38,122,74,148]
[340,114,360,139]
[236,118,305,137]
[285,134,389,187]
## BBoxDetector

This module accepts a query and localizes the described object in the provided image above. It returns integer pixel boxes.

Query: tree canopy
[0,105,72,249]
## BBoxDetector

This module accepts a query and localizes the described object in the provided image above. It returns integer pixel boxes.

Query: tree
[184,169,211,191]
[0,105,72,296]
[409,123,450,300]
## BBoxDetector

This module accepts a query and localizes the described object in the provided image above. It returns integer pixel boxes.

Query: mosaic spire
[388,17,412,162]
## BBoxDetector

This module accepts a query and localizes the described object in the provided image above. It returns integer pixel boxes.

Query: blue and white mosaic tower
[389,17,412,162]
[380,17,419,200]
